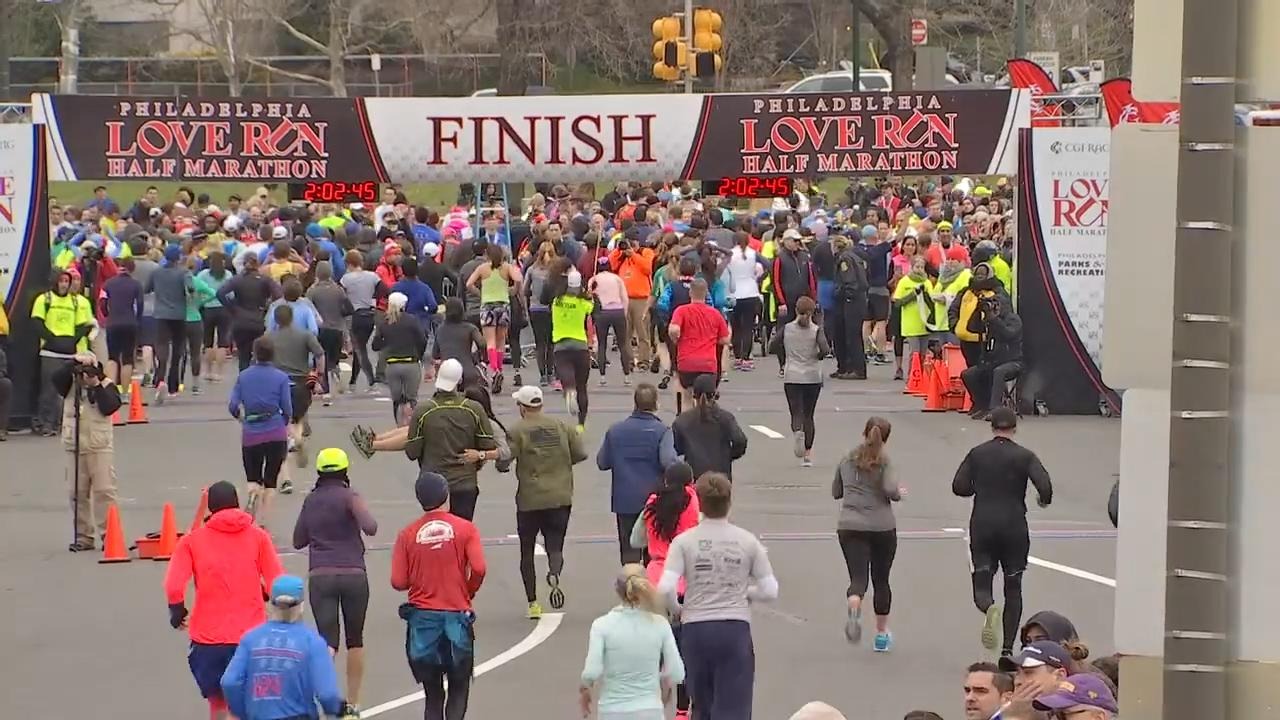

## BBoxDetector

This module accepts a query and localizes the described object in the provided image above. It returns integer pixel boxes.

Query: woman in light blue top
[580,565,686,720]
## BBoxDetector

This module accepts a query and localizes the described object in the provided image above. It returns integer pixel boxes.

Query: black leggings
[594,309,631,376]
[515,506,571,602]
[553,348,590,424]
[309,573,370,650]
[730,297,761,360]
[837,528,898,616]
[184,320,203,380]
[233,325,265,371]
[350,311,376,386]
[528,310,554,380]
[970,526,1030,654]
[410,649,474,720]
[783,383,822,450]
[317,327,344,394]
[155,318,187,389]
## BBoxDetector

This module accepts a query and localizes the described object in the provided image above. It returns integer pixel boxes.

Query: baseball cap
[567,270,583,289]
[435,358,463,392]
[782,228,802,241]
[271,225,289,240]
[1033,674,1119,714]
[989,406,1018,431]
[512,385,543,407]
[937,220,954,232]
[387,291,408,310]
[423,242,440,258]
[999,640,1071,672]
[270,574,306,607]
[316,447,349,473]
[860,224,878,239]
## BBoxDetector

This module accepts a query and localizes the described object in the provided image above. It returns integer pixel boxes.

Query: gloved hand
[168,602,189,629]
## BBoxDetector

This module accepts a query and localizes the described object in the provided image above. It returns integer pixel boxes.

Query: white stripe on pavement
[1028,556,1117,588]
[362,612,565,717]
[507,533,547,556]
[749,424,785,439]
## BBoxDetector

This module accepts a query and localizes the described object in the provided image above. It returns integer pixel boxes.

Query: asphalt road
[0,348,1120,720]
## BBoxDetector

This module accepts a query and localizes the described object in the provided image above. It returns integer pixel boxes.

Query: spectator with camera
[54,352,123,552]
[959,274,1023,420]
[32,269,96,437]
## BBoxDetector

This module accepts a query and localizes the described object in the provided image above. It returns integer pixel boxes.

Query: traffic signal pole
[850,0,861,87]
[684,0,695,93]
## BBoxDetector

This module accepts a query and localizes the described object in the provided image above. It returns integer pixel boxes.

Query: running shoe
[650,358,661,373]
[339,704,361,720]
[778,367,785,378]
[893,368,904,381]
[576,423,586,435]
[658,374,671,390]
[245,491,259,519]
[599,376,608,386]
[982,604,1003,652]
[513,373,523,388]
[743,359,755,372]
[322,393,333,407]
[302,418,312,437]
[623,375,632,387]
[280,477,294,495]
[565,389,577,418]
[527,601,543,620]
[154,381,168,406]
[294,437,309,469]
[191,381,202,396]
[539,375,549,387]
[801,456,813,468]
[844,606,862,644]
[547,572,565,609]
[551,379,563,391]
[675,710,690,720]
[873,632,893,653]
[793,430,805,459]
[350,426,375,459]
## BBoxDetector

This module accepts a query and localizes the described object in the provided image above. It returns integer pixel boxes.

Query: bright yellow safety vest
[551,294,593,344]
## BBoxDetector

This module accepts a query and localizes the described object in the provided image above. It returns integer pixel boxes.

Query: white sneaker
[154,382,168,406]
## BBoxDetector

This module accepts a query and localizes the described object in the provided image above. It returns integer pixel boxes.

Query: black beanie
[415,470,449,511]
[207,481,239,513]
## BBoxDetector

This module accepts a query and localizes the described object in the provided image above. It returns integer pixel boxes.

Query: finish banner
[1017,127,1120,416]
[0,123,51,429]
[33,90,1030,183]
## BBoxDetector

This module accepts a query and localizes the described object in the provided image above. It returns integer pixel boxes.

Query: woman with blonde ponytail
[580,564,686,720]
[832,416,905,652]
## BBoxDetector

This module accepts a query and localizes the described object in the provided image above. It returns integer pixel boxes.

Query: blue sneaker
[873,632,893,653]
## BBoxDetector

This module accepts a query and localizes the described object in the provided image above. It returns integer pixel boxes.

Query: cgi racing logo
[1051,178,1108,228]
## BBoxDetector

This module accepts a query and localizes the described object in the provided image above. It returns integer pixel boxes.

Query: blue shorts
[188,642,238,699]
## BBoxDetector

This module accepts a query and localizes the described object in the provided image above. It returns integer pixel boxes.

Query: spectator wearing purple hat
[1032,673,1118,719]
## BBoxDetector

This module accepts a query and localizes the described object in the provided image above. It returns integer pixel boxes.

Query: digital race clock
[287,181,379,204]
[701,176,794,200]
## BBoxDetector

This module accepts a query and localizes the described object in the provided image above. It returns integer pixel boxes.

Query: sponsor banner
[1017,127,1120,416]
[0,123,51,428]
[34,90,1030,183]
[1007,58,1063,127]
[1100,78,1180,127]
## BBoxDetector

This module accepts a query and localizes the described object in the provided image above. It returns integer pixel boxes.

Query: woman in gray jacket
[832,416,905,652]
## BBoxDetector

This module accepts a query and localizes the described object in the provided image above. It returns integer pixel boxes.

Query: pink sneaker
[551,379,563,391]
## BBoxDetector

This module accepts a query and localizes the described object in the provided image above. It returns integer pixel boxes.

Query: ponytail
[617,564,662,615]
[851,416,892,471]
[1065,640,1091,662]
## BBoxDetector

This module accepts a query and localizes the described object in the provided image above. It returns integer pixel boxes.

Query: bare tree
[52,0,91,94]
[859,0,912,90]
[143,0,275,96]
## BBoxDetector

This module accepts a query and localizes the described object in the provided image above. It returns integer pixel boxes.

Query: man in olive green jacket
[506,384,587,617]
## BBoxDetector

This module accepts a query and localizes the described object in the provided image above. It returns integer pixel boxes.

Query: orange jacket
[610,247,655,299]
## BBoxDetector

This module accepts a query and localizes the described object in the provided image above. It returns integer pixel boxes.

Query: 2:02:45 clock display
[701,176,794,199]
[287,181,379,204]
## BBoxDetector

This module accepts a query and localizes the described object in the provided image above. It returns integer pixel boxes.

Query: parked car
[782,69,960,94]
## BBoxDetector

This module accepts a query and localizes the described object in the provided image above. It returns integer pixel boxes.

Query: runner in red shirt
[391,471,487,719]
[669,278,730,409]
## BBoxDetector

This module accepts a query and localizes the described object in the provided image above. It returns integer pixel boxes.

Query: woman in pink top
[589,265,632,385]
[629,461,698,719]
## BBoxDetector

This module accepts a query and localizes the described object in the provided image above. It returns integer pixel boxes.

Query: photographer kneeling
[55,352,123,552]
[959,290,1023,421]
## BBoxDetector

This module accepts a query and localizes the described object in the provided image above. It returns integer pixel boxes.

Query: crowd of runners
[21,178,1120,720]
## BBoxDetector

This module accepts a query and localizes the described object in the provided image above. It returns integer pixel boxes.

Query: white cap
[567,270,583,289]
[423,242,440,258]
[787,702,848,720]
[349,203,365,211]
[272,225,289,240]
[904,226,919,239]
[222,215,241,233]
[206,204,222,215]
[782,228,802,241]
[387,292,408,309]
[435,358,463,392]
[511,385,543,407]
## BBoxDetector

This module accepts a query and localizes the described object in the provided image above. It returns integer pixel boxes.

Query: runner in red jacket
[163,481,283,720]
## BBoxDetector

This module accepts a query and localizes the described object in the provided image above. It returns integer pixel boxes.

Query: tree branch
[245,57,334,88]
[267,10,331,55]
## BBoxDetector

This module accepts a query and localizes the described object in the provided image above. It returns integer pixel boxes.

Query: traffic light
[652,16,682,80]
[692,8,723,78]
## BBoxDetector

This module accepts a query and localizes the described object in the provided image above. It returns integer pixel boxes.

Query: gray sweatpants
[385,362,421,422]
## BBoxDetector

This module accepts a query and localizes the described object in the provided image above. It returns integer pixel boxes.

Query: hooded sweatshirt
[163,509,283,645]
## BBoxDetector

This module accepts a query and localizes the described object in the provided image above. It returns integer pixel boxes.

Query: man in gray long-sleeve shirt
[659,473,776,720]
[145,246,193,401]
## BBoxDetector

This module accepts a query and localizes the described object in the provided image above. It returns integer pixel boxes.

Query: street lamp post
[1013,0,1027,57]
[850,0,861,87]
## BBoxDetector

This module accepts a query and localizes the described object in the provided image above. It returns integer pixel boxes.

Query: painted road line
[1028,556,1117,588]
[943,527,965,533]
[507,533,547,556]
[749,424,785,439]
[362,612,565,718]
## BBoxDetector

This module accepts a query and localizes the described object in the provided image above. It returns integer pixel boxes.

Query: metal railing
[0,103,32,123]
[1038,92,1105,125]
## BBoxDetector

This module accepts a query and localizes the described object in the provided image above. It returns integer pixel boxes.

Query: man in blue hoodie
[221,574,353,720]
[596,383,678,565]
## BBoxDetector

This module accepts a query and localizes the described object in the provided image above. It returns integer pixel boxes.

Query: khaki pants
[66,450,118,545]
[626,299,652,366]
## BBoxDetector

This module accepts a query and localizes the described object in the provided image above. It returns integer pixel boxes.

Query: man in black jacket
[770,229,817,374]
[831,234,869,379]
[952,407,1052,657]
[960,294,1023,419]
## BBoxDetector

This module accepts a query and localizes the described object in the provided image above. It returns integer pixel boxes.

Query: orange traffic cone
[99,504,132,563]
[127,379,149,424]
[903,352,924,395]
[922,359,947,412]
[153,503,179,561]
[188,487,208,535]
[111,409,125,426]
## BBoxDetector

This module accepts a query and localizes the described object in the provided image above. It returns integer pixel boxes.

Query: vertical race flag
[1099,78,1181,127]
[1007,58,1063,127]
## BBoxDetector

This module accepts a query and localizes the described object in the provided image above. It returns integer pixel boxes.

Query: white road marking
[1028,556,1117,588]
[942,527,965,533]
[362,612,565,718]
[749,424,785,439]
[507,533,547,556]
